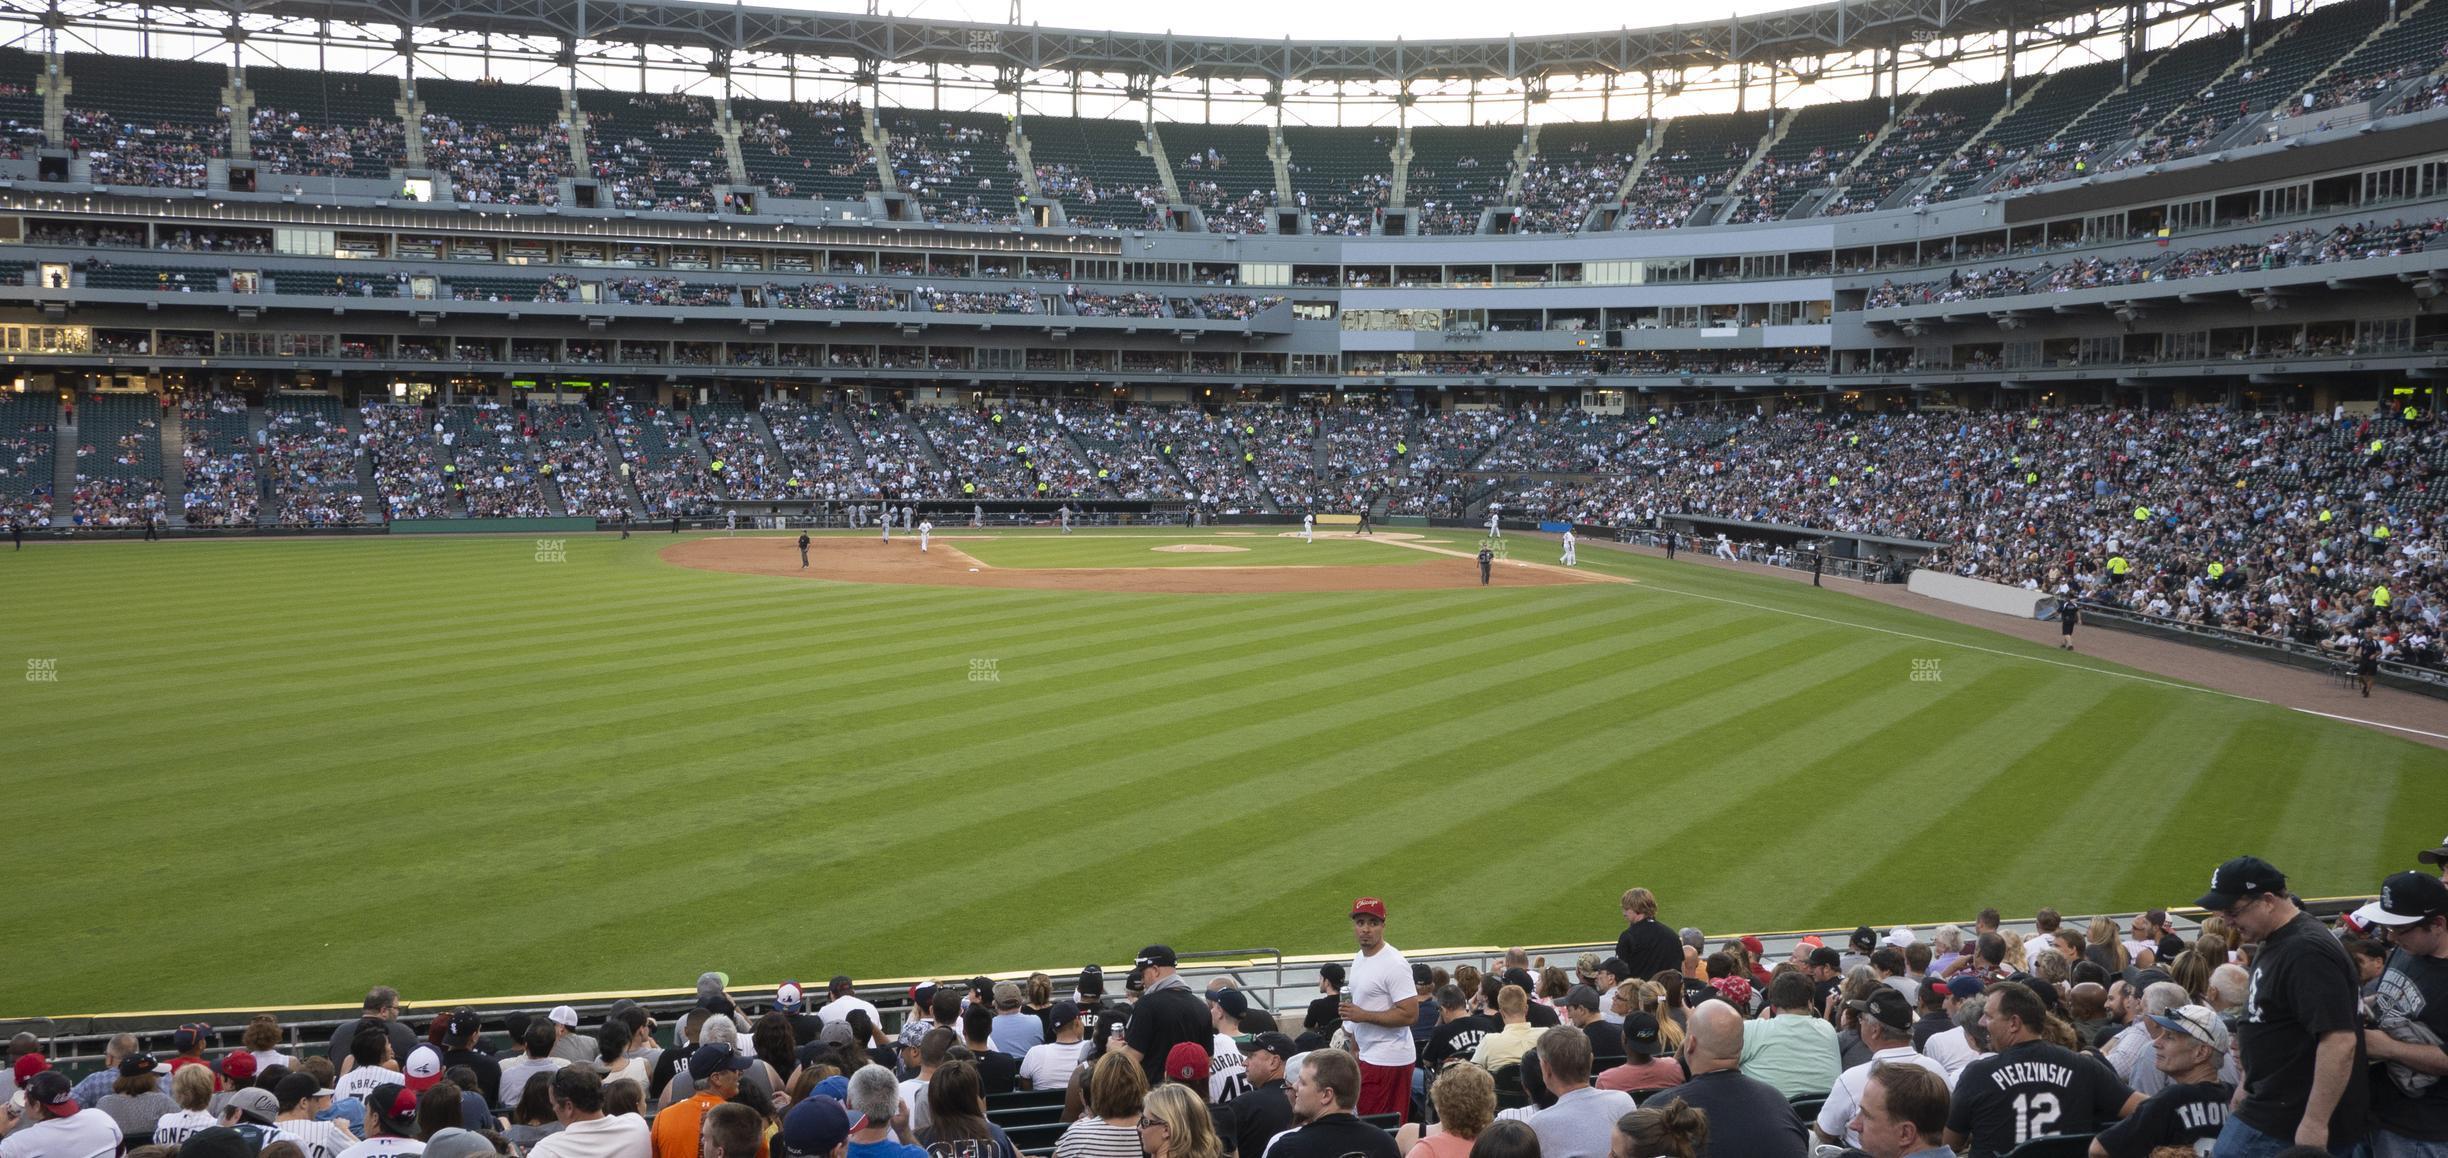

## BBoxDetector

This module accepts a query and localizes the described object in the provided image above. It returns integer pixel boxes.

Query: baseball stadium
[1,0,2447,1151]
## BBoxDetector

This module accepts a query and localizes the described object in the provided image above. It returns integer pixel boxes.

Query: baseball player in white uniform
[880,511,891,542]
[1715,532,1735,560]
[1059,505,1073,534]
[918,519,932,552]
[1560,529,1577,567]
[1485,511,1501,538]
[1302,513,1314,543]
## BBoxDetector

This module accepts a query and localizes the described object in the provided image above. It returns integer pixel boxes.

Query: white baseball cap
[546,1005,579,1028]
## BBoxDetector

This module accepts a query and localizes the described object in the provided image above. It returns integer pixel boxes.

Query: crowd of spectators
[909,403,1102,499]
[1512,148,1629,234]
[842,404,952,500]
[424,113,568,207]
[178,391,256,526]
[607,277,732,308]
[530,404,632,520]
[890,119,1019,226]
[1065,289,1166,318]
[740,104,871,201]
[607,401,718,516]
[247,108,403,179]
[1864,216,2448,308]
[442,402,557,519]
[66,110,220,189]
[694,405,792,502]
[261,401,368,527]
[358,404,457,520]
[590,94,721,214]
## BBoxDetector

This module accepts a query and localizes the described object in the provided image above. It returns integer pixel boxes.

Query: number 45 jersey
[1949,1040,2137,1158]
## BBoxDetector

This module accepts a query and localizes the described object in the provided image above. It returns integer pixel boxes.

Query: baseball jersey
[2091,1080,2230,1158]
[1209,1034,1249,1103]
[1947,1040,2133,1158]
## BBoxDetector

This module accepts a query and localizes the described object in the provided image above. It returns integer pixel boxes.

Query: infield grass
[3,526,2441,1017]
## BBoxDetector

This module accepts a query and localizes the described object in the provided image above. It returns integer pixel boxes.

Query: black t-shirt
[1123,984,1210,1087]
[1263,1113,1400,1158]
[1644,1069,1806,1158]
[2371,947,2448,1140]
[1616,920,1683,983]
[2236,909,2370,1146]
[1217,1080,1292,1158]
[441,1048,503,1106]
[1304,996,1341,1034]
[1947,1040,2135,1158]
[970,1048,1021,1096]
[1580,1019,1624,1060]
[1525,1003,1560,1029]
[2092,1080,2232,1158]
[1912,1011,1953,1052]
[1424,1014,1497,1070]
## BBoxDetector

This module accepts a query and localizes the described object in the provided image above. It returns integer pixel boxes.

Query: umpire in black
[1478,546,1493,585]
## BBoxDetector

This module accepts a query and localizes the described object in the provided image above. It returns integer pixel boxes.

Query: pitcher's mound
[1152,544,1248,554]
[662,537,1601,594]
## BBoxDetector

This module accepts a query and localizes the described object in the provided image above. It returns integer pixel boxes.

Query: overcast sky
[755,0,1803,40]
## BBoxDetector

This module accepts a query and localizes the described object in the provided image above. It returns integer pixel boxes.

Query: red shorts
[1357,1060,1411,1123]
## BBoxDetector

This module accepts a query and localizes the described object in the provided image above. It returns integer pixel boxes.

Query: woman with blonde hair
[147,1063,218,1145]
[1053,1052,1145,1158]
[1394,1064,1494,1158]
[1136,1084,1223,1158]
[2086,916,2129,972]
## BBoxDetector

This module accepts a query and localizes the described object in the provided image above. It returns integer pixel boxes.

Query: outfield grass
[950,531,1430,569]
[4,528,2441,1017]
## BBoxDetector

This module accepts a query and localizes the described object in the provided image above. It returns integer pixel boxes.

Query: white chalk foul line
[2288,709,2448,742]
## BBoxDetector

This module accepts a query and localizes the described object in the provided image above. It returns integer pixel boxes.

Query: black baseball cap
[2420,834,2448,867]
[1849,926,1878,952]
[1077,965,1105,997]
[1048,1000,1080,1026]
[1621,1012,1662,1054]
[2357,871,2448,927]
[1136,946,1178,968]
[778,1094,852,1158]
[1844,987,1914,1033]
[2198,856,2288,910]
[1411,963,1433,987]
[1319,963,1346,988]
[1807,947,1842,970]
[1210,988,1249,1019]
[1562,985,1602,1013]
[1242,1032,1296,1060]
[1598,957,1631,978]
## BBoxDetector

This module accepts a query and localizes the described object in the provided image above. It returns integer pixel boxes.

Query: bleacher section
[880,108,1019,225]
[1024,116,1165,229]
[1136,407,1263,511]
[1933,57,2125,202]
[576,89,722,213]
[1513,120,1645,233]
[442,275,549,303]
[2311,0,2448,111]
[418,77,570,207]
[760,400,868,499]
[179,392,255,526]
[841,404,947,497]
[1382,409,1513,516]
[1239,407,1319,510]
[2152,0,2388,157]
[440,403,554,518]
[2000,30,2245,188]
[1281,126,1395,235]
[63,53,228,190]
[607,400,716,515]
[733,98,871,202]
[530,404,630,520]
[692,399,787,500]
[1160,121,1273,233]
[272,267,398,297]
[1058,407,1177,500]
[1620,112,1762,229]
[1826,83,2006,214]
[1721,99,1888,223]
[69,393,163,527]
[1409,125,1522,235]
[261,395,368,527]
[0,392,57,528]
[0,47,47,159]
[360,403,458,519]
[84,264,215,292]
[909,403,1099,498]
[243,67,405,180]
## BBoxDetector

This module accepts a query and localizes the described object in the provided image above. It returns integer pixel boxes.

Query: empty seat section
[1933,58,2123,201]
[1160,121,1273,232]
[1281,125,1395,235]
[0,47,46,157]
[1023,115,1165,229]
[2308,0,2448,110]
[733,97,872,201]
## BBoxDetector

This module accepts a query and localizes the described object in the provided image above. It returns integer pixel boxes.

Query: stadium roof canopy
[42,0,2220,82]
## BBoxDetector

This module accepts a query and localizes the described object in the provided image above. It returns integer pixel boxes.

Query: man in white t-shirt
[1018,1001,1089,1091]
[1339,896,1419,1124]
[1206,990,1251,1103]
[815,976,881,1046]
[0,1073,122,1158]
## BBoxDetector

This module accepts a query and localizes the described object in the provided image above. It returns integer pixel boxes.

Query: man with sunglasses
[2197,855,2369,1156]
[2357,870,2448,1158]
[2087,1004,2231,1158]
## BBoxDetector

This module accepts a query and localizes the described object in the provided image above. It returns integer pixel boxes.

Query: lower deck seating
[69,392,164,526]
